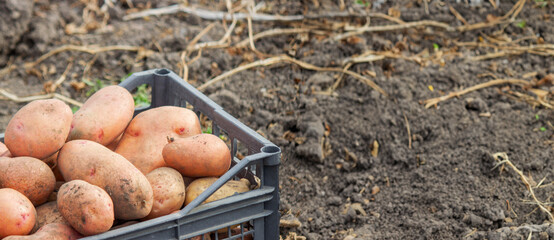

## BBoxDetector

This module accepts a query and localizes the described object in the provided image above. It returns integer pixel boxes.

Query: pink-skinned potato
[163,134,231,178]
[57,180,114,236]
[67,85,134,146]
[57,140,153,220]
[0,188,37,238]
[116,106,201,175]
[0,157,56,206]
[142,167,186,220]
[4,99,72,159]
[3,223,82,240]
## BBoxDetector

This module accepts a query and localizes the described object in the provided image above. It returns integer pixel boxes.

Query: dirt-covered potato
[3,223,82,240]
[0,188,37,238]
[185,177,251,206]
[116,106,201,175]
[0,156,56,206]
[57,140,153,220]
[143,167,186,220]
[30,201,69,234]
[67,85,134,146]
[57,180,114,236]
[163,133,231,178]
[4,99,72,159]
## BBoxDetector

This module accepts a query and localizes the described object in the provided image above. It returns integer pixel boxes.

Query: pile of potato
[0,85,252,239]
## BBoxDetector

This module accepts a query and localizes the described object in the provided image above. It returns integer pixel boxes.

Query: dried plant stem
[339,0,345,11]
[124,4,383,22]
[449,5,468,25]
[180,51,189,81]
[328,63,353,92]
[343,50,421,65]
[493,152,554,223]
[458,0,524,32]
[506,91,554,109]
[0,89,83,107]
[197,55,387,96]
[246,10,257,51]
[48,61,74,93]
[0,65,16,79]
[186,23,216,50]
[403,113,412,149]
[334,20,453,40]
[422,79,529,108]
[235,28,329,48]
[187,19,237,52]
[469,44,554,60]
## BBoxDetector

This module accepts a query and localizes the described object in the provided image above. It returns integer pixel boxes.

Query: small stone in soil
[358,157,372,169]
[295,141,324,163]
[344,207,357,223]
[328,196,342,206]
[465,97,488,112]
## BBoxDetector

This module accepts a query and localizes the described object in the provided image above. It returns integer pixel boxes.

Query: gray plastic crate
[0,69,281,240]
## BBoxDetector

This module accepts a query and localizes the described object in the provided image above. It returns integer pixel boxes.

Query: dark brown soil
[1,0,553,239]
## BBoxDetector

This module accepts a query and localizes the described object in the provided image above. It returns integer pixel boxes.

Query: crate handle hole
[261,145,280,154]
[155,69,170,75]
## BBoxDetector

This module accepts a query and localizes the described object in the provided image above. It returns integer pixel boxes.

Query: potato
[4,99,72,159]
[31,201,69,234]
[142,167,186,220]
[3,223,82,240]
[58,140,153,220]
[0,188,37,238]
[57,180,114,236]
[163,134,231,178]
[116,106,201,175]
[0,141,11,157]
[216,227,253,240]
[185,177,250,206]
[0,156,56,206]
[67,85,134,146]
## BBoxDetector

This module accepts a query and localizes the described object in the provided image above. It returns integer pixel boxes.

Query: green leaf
[202,126,213,134]
[433,43,440,51]
[535,114,540,120]
[71,106,80,113]
[84,79,106,97]
[540,127,547,132]
[355,0,370,7]
[133,84,151,107]
[516,20,526,28]
[534,0,548,8]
